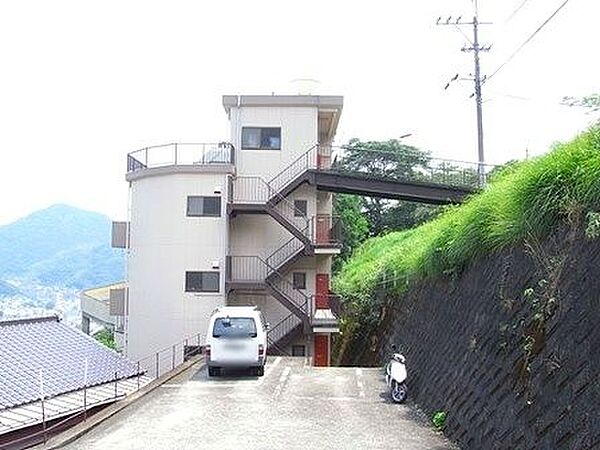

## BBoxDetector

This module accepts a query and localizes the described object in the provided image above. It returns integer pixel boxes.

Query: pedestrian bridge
[264,144,492,205]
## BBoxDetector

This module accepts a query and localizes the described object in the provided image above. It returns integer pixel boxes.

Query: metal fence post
[83,384,87,422]
[39,369,47,444]
[172,345,176,370]
[114,371,118,398]
[83,359,88,422]
[137,361,141,390]
[155,352,159,378]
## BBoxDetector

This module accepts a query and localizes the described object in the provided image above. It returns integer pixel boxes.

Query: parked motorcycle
[385,344,408,403]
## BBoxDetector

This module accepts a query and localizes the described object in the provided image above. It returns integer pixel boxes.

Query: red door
[315,216,331,244]
[315,274,330,309]
[314,334,329,366]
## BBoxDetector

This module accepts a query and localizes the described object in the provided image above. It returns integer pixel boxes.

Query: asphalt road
[63,357,453,450]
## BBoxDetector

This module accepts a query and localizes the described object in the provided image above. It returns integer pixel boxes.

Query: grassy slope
[334,127,600,311]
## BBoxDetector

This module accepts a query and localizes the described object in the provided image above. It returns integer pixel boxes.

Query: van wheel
[208,367,220,377]
[255,366,264,377]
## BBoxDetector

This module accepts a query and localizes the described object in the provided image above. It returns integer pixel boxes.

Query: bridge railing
[327,146,493,189]
[268,143,494,194]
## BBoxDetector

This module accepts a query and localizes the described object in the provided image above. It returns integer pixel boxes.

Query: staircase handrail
[267,313,301,343]
[266,312,302,356]
[263,181,311,233]
[268,144,319,193]
[266,234,306,271]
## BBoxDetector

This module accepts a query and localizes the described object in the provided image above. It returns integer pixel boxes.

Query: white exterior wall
[229,215,288,259]
[229,106,318,179]
[126,172,229,362]
[227,292,289,330]
[317,191,333,215]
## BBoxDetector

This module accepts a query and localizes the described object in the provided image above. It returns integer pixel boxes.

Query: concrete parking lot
[62,357,453,450]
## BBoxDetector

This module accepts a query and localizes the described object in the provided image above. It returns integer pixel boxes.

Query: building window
[187,196,221,217]
[293,272,306,290]
[294,200,307,217]
[185,272,220,293]
[241,127,281,150]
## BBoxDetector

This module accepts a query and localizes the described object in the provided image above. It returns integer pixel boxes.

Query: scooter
[385,344,408,403]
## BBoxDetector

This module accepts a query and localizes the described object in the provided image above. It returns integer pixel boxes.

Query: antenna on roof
[290,78,321,95]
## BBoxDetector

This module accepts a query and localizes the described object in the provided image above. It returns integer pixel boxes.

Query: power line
[486,0,571,84]
[505,0,532,24]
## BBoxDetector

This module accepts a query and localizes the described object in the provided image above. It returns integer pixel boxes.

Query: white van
[204,306,268,377]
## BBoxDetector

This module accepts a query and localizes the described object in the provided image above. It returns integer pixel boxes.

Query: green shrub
[93,328,116,350]
[432,410,447,429]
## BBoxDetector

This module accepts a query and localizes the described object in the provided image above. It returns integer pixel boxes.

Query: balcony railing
[310,294,343,316]
[226,256,267,283]
[312,215,342,246]
[127,142,234,173]
[232,176,270,204]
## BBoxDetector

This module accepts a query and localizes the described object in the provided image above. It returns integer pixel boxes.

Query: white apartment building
[113,94,344,367]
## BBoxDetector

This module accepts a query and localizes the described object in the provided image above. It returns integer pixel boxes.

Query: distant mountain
[0,204,124,290]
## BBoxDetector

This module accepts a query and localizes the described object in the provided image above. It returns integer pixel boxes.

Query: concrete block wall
[355,228,599,449]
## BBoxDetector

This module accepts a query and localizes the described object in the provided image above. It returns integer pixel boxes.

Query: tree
[333,139,441,238]
[562,93,600,112]
[332,194,369,272]
[562,93,600,123]
[93,328,116,350]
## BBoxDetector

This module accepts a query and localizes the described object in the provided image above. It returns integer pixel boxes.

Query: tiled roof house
[0,316,146,442]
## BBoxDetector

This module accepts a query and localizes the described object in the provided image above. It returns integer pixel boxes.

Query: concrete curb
[38,356,205,450]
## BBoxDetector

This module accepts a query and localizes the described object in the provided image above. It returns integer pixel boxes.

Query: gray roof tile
[0,316,139,409]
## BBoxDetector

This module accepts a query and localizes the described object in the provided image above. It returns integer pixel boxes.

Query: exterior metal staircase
[227,149,341,353]
[266,313,303,355]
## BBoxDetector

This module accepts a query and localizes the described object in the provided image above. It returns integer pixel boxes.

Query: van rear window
[213,317,257,338]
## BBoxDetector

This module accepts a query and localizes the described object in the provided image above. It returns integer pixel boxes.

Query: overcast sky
[0,0,597,224]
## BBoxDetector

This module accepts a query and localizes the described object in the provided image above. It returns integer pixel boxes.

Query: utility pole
[437,9,491,185]
[472,16,485,184]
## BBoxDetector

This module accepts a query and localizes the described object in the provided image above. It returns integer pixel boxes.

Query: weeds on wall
[585,211,600,239]
[432,411,447,430]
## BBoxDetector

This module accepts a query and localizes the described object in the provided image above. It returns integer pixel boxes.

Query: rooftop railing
[127,142,234,173]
